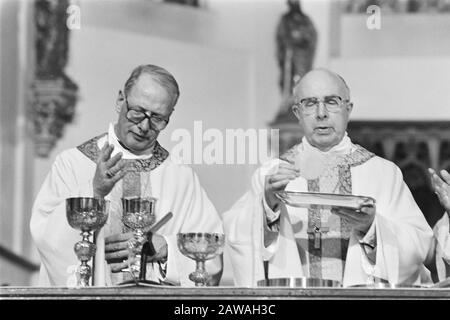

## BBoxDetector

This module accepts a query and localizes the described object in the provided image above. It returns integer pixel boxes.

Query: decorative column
[30,0,78,158]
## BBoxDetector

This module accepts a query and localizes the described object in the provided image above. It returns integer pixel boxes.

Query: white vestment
[30,124,223,287]
[223,135,433,287]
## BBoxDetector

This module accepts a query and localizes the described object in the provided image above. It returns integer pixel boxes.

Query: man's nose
[138,117,151,132]
[315,102,329,119]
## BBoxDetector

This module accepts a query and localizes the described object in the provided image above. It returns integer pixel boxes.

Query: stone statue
[272,0,317,126]
[276,0,317,99]
[31,0,78,157]
[35,0,69,77]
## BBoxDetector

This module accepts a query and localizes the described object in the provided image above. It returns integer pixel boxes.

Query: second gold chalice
[121,197,157,283]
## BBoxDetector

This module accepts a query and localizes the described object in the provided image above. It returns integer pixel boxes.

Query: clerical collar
[301,132,354,156]
[117,139,130,151]
[297,133,354,180]
[107,123,153,160]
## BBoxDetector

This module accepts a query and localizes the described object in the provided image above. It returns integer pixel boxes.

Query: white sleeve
[30,151,92,286]
[262,195,281,226]
[367,165,433,284]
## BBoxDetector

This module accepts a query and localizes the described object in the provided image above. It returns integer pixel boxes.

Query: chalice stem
[127,229,146,280]
[91,230,99,285]
[197,260,205,273]
[82,231,90,242]
[193,260,209,287]
[78,261,91,287]
[74,231,95,287]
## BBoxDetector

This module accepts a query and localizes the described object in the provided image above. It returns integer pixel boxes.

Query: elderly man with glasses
[223,68,433,287]
[30,64,223,287]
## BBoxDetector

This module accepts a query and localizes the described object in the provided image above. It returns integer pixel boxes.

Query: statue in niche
[35,0,68,77]
[274,0,317,123]
[276,0,317,98]
[31,0,78,157]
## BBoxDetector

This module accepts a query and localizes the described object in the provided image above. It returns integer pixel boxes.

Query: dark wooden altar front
[2,286,450,300]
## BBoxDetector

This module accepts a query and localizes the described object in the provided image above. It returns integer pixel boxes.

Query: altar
[2,286,450,300]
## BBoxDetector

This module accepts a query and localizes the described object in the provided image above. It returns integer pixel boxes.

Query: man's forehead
[293,71,349,99]
[128,75,169,100]
[131,74,161,92]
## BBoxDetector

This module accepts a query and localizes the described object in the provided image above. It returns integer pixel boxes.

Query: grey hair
[124,64,180,108]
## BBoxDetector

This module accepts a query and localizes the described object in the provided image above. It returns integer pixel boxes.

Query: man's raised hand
[429,168,450,212]
[93,142,126,198]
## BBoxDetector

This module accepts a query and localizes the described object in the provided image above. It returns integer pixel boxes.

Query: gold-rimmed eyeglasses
[295,95,350,115]
[124,95,169,131]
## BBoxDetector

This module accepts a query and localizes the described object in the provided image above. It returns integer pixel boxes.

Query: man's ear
[292,105,301,120]
[115,90,125,113]
[346,102,354,115]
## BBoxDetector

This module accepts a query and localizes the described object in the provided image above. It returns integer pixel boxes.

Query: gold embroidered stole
[281,144,374,281]
[77,133,169,284]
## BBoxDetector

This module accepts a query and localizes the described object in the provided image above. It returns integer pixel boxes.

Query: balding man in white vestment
[223,69,433,287]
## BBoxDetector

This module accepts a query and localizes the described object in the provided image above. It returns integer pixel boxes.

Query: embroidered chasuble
[77,133,169,285]
[30,122,223,286]
[222,133,433,287]
[279,143,374,282]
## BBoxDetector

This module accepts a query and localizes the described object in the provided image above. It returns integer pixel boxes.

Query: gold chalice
[177,232,225,286]
[121,197,157,283]
[66,197,109,287]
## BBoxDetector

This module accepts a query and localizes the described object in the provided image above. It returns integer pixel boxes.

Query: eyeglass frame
[123,94,170,131]
[293,95,351,115]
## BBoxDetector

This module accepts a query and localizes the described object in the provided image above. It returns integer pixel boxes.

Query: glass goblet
[177,232,225,287]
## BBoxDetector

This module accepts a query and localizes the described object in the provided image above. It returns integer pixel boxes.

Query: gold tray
[275,191,375,210]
